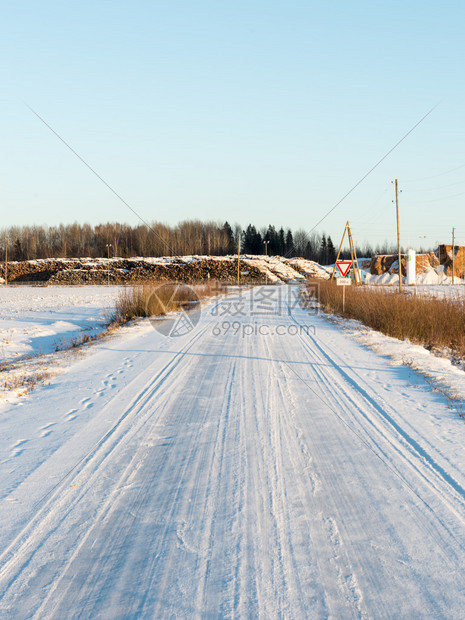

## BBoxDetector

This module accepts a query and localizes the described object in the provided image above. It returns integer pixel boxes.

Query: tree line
[0,221,399,264]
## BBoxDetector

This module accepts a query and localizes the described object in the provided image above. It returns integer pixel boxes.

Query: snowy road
[1,285,465,618]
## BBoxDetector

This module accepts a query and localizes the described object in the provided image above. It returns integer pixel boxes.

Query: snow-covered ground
[329,314,465,401]
[365,271,465,286]
[1,285,465,617]
[410,284,465,299]
[0,286,121,363]
[360,283,465,299]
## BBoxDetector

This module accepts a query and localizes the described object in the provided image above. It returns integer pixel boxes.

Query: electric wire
[404,163,465,183]
[404,178,465,193]
[26,104,181,259]
[284,103,439,258]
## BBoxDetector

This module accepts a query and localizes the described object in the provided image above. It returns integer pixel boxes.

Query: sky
[1,0,464,250]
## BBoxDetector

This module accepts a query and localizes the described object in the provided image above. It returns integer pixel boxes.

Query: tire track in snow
[67,358,218,619]
[235,333,329,617]
[0,325,209,616]
[242,343,293,618]
[288,300,465,529]
[292,351,456,616]
[283,297,465,612]
[45,331,242,619]
[191,357,240,618]
[255,348,311,618]
[3,286,465,617]
[270,335,368,618]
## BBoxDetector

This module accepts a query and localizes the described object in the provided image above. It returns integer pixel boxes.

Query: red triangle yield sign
[336,261,352,277]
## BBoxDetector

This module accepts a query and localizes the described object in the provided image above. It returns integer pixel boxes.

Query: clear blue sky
[1,0,464,249]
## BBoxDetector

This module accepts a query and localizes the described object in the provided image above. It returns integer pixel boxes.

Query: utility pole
[452,227,455,285]
[4,240,7,286]
[237,233,241,287]
[395,179,402,293]
[106,243,112,286]
[263,240,269,284]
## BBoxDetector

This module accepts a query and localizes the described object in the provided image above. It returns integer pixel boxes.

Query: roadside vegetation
[113,281,226,325]
[310,279,465,358]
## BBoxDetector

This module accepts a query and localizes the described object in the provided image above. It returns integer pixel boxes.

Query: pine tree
[242,224,262,254]
[305,241,312,260]
[327,235,336,263]
[278,227,285,255]
[285,229,294,256]
[222,221,235,254]
[319,234,327,264]
[265,225,279,255]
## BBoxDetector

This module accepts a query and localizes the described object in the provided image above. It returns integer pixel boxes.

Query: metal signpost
[336,261,352,313]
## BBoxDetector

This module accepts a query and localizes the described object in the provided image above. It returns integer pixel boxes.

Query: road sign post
[336,261,352,278]
[336,271,352,313]
[331,223,362,284]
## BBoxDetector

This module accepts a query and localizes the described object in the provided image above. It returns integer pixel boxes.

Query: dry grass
[1,368,54,393]
[310,279,465,357]
[112,280,226,325]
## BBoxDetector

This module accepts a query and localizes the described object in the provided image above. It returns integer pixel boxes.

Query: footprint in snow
[10,439,28,457]
[39,422,56,437]
[65,409,78,421]
[79,397,93,410]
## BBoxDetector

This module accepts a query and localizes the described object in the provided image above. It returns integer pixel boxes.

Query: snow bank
[241,255,306,283]
[288,258,331,279]
[331,314,465,401]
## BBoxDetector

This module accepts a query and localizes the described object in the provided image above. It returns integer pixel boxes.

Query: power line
[307,104,439,235]
[403,178,465,193]
[284,103,439,258]
[412,189,465,204]
[26,104,181,259]
[403,162,465,183]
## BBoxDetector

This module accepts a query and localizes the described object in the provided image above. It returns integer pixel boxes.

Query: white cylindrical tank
[407,248,416,285]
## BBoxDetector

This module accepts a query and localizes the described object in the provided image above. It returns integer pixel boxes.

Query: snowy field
[1,285,465,617]
[0,286,121,363]
[365,271,465,287]
[413,284,465,299]
[363,283,465,299]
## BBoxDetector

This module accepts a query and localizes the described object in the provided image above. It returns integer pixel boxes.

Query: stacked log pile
[437,245,465,278]
[0,259,71,282]
[370,255,403,275]
[0,258,265,284]
[416,252,439,273]
[370,252,440,276]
